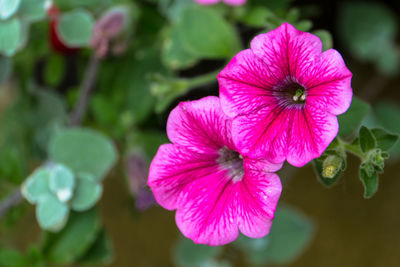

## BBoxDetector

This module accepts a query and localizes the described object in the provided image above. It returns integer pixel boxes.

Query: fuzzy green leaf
[48,128,117,181]
[359,126,377,153]
[178,6,241,59]
[42,209,101,264]
[21,167,51,204]
[0,17,21,56]
[36,194,69,232]
[359,164,378,198]
[70,173,102,212]
[57,9,94,47]
[371,128,399,152]
[0,0,21,20]
[49,164,75,203]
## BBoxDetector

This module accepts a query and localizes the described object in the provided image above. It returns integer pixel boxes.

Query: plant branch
[0,189,23,220]
[70,55,101,126]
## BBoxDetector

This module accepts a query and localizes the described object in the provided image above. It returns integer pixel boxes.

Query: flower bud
[322,155,343,179]
[90,6,131,58]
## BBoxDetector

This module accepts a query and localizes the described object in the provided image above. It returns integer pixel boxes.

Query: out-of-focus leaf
[313,30,332,51]
[44,53,64,87]
[235,205,314,265]
[374,101,400,158]
[49,164,75,203]
[371,128,399,152]
[359,126,376,153]
[0,17,21,56]
[57,9,94,47]
[99,46,169,124]
[178,6,241,59]
[338,97,371,137]
[162,26,199,70]
[0,0,21,20]
[48,128,117,181]
[0,56,12,83]
[252,0,294,10]
[42,209,101,264]
[173,236,222,267]
[77,229,113,264]
[128,130,168,158]
[70,173,102,212]
[240,6,275,27]
[36,194,69,232]
[337,2,398,75]
[18,0,46,22]
[0,248,27,267]
[359,164,378,199]
[21,167,51,204]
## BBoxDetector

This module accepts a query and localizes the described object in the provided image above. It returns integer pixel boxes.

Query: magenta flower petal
[167,96,235,154]
[218,23,352,166]
[148,96,282,245]
[176,167,281,245]
[148,144,219,210]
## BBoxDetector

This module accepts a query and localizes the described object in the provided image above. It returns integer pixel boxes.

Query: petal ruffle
[176,164,281,245]
[303,49,352,115]
[167,96,235,154]
[148,144,220,210]
[250,23,322,80]
[218,49,281,118]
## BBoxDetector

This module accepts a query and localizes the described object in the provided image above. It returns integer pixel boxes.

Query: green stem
[338,138,365,160]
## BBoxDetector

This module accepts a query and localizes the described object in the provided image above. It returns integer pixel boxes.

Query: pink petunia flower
[218,23,352,167]
[194,0,246,6]
[148,96,282,246]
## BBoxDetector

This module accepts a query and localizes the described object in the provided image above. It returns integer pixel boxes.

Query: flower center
[274,80,307,105]
[217,147,244,182]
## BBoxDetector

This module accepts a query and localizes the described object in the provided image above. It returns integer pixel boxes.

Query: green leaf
[0,248,27,267]
[359,126,376,153]
[162,26,199,70]
[36,194,69,232]
[313,30,333,51]
[0,56,12,83]
[57,9,94,47]
[70,173,102,212]
[78,229,113,264]
[338,97,371,137]
[359,164,378,198]
[18,0,46,22]
[374,101,400,157]
[48,128,117,181]
[235,205,314,266]
[42,209,101,264]
[49,164,75,203]
[240,6,275,27]
[44,53,64,87]
[128,130,168,158]
[178,6,241,59]
[371,128,399,152]
[0,17,21,56]
[337,2,398,74]
[21,167,51,204]
[173,236,222,267]
[0,0,21,20]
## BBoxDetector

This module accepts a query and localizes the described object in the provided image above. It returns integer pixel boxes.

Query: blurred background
[0,0,399,266]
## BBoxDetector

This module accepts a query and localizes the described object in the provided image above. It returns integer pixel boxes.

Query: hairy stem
[70,55,100,126]
[186,69,220,89]
[0,189,23,219]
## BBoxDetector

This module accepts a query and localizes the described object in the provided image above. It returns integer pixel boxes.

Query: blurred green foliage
[0,0,399,266]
